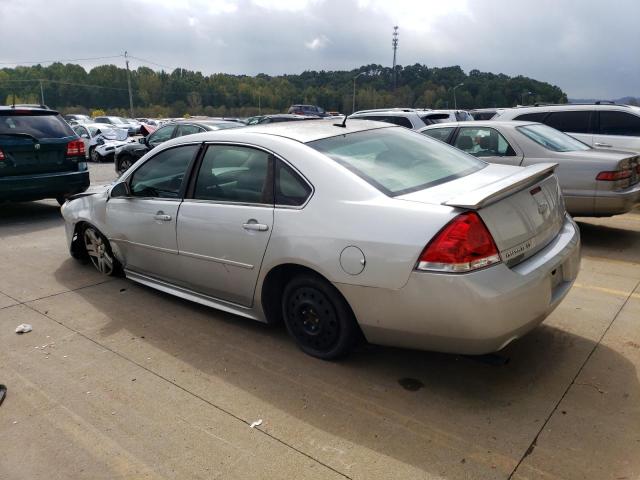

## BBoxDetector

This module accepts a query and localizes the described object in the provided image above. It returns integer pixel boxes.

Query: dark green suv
[0,106,90,205]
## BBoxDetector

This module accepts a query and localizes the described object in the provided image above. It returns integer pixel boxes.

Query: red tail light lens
[66,140,86,157]
[0,148,5,161]
[416,212,501,273]
[596,169,632,181]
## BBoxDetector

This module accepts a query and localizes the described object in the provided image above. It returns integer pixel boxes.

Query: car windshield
[308,127,485,196]
[110,117,126,124]
[0,112,74,138]
[517,123,591,152]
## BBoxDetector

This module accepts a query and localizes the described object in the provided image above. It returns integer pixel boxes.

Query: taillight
[596,169,632,181]
[0,148,5,161]
[66,140,86,157]
[416,212,501,273]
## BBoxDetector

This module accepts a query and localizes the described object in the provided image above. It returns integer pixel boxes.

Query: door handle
[243,222,269,232]
[153,212,172,221]
[594,142,613,148]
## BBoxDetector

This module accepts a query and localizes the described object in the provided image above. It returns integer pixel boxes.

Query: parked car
[64,114,92,125]
[494,103,640,153]
[61,120,580,359]
[349,108,472,130]
[93,116,141,135]
[0,106,89,205]
[420,120,640,217]
[115,119,243,174]
[72,123,134,163]
[287,104,328,117]
[245,114,322,126]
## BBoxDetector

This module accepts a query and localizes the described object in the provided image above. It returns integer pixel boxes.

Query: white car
[494,103,640,153]
[71,123,134,162]
[349,108,472,130]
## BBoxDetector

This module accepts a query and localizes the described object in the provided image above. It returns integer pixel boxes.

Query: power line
[128,55,175,71]
[0,54,124,66]
[0,78,129,91]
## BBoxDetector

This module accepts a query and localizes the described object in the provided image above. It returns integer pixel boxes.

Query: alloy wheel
[83,227,115,275]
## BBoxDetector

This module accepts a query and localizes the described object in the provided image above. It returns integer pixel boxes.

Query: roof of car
[0,105,56,114]
[242,118,394,142]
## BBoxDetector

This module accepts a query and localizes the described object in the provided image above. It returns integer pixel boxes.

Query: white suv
[349,108,472,130]
[495,103,640,153]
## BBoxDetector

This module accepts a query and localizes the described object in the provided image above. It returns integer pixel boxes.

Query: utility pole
[392,26,399,90]
[39,80,45,106]
[124,51,134,118]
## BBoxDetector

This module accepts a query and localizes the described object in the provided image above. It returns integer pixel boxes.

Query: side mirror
[110,181,131,198]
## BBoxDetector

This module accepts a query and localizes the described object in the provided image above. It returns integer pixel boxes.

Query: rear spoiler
[445,163,558,209]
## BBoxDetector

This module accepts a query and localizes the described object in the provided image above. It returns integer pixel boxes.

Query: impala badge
[34,143,40,150]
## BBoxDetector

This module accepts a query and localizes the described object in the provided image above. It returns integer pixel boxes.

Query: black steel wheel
[89,147,100,163]
[282,274,359,359]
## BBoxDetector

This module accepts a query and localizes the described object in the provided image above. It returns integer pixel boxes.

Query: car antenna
[334,114,348,128]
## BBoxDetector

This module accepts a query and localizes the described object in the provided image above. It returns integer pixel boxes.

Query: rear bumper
[593,183,640,216]
[336,215,581,355]
[0,170,90,202]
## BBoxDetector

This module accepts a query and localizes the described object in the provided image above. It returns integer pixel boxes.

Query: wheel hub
[301,307,321,335]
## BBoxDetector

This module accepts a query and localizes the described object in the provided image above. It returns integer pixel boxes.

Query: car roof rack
[527,101,631,108]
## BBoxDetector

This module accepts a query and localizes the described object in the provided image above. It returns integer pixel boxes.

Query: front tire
[82,225,120,276]
[282,274,359,360]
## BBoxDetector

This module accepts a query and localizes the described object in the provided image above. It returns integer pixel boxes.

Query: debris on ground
[15,324,32,334]
[249,419,263,428]
[0,384,6,406]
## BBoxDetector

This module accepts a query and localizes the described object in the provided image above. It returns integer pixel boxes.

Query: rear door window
[148,125,175,147]
[598,111,640,136]
[544,111,591,133]
[0,112,74,138]
[275,161,312,206]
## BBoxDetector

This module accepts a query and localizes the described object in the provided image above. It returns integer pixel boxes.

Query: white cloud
[252,0,323,12]
[305,35,330,50]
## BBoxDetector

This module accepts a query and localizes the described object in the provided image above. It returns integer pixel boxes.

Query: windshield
[0,112,74,138]
[517,123,591,152]
[308,127,485,196]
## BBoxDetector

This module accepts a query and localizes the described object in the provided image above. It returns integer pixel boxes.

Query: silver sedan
[420,120,640,217]
[61,120,580,359]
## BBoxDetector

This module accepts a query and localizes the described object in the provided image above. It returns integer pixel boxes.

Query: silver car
[61,120,580,359]
[420,121,640,217]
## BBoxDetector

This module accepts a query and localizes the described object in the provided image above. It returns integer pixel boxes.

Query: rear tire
[282,274,358,360]
[82,225,121,276]
[89,147,100,163]
[118,155,135,175]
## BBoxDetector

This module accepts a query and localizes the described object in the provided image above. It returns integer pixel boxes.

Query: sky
[0,0,638,98]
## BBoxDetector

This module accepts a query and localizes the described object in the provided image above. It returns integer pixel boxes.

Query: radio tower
[392,26,399,89]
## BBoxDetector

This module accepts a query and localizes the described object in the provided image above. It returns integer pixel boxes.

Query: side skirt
[124,269,264,322]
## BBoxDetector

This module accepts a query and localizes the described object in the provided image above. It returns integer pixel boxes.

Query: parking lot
[1,162,639,479]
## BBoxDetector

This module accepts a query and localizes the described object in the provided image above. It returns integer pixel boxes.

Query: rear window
[517,124,591,152]
[420,113,451,124]
[544,111,591,133]
[0,111,74,138]
[308,127,485,196]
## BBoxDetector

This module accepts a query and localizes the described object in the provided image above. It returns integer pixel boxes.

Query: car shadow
[0,200,63,236]
[576,217,640,264]
[51,262,640,478]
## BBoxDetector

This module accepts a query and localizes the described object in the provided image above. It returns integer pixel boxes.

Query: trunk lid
[399,163,566,267]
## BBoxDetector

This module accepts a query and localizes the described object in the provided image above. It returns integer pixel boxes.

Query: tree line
[0,62,567,117]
